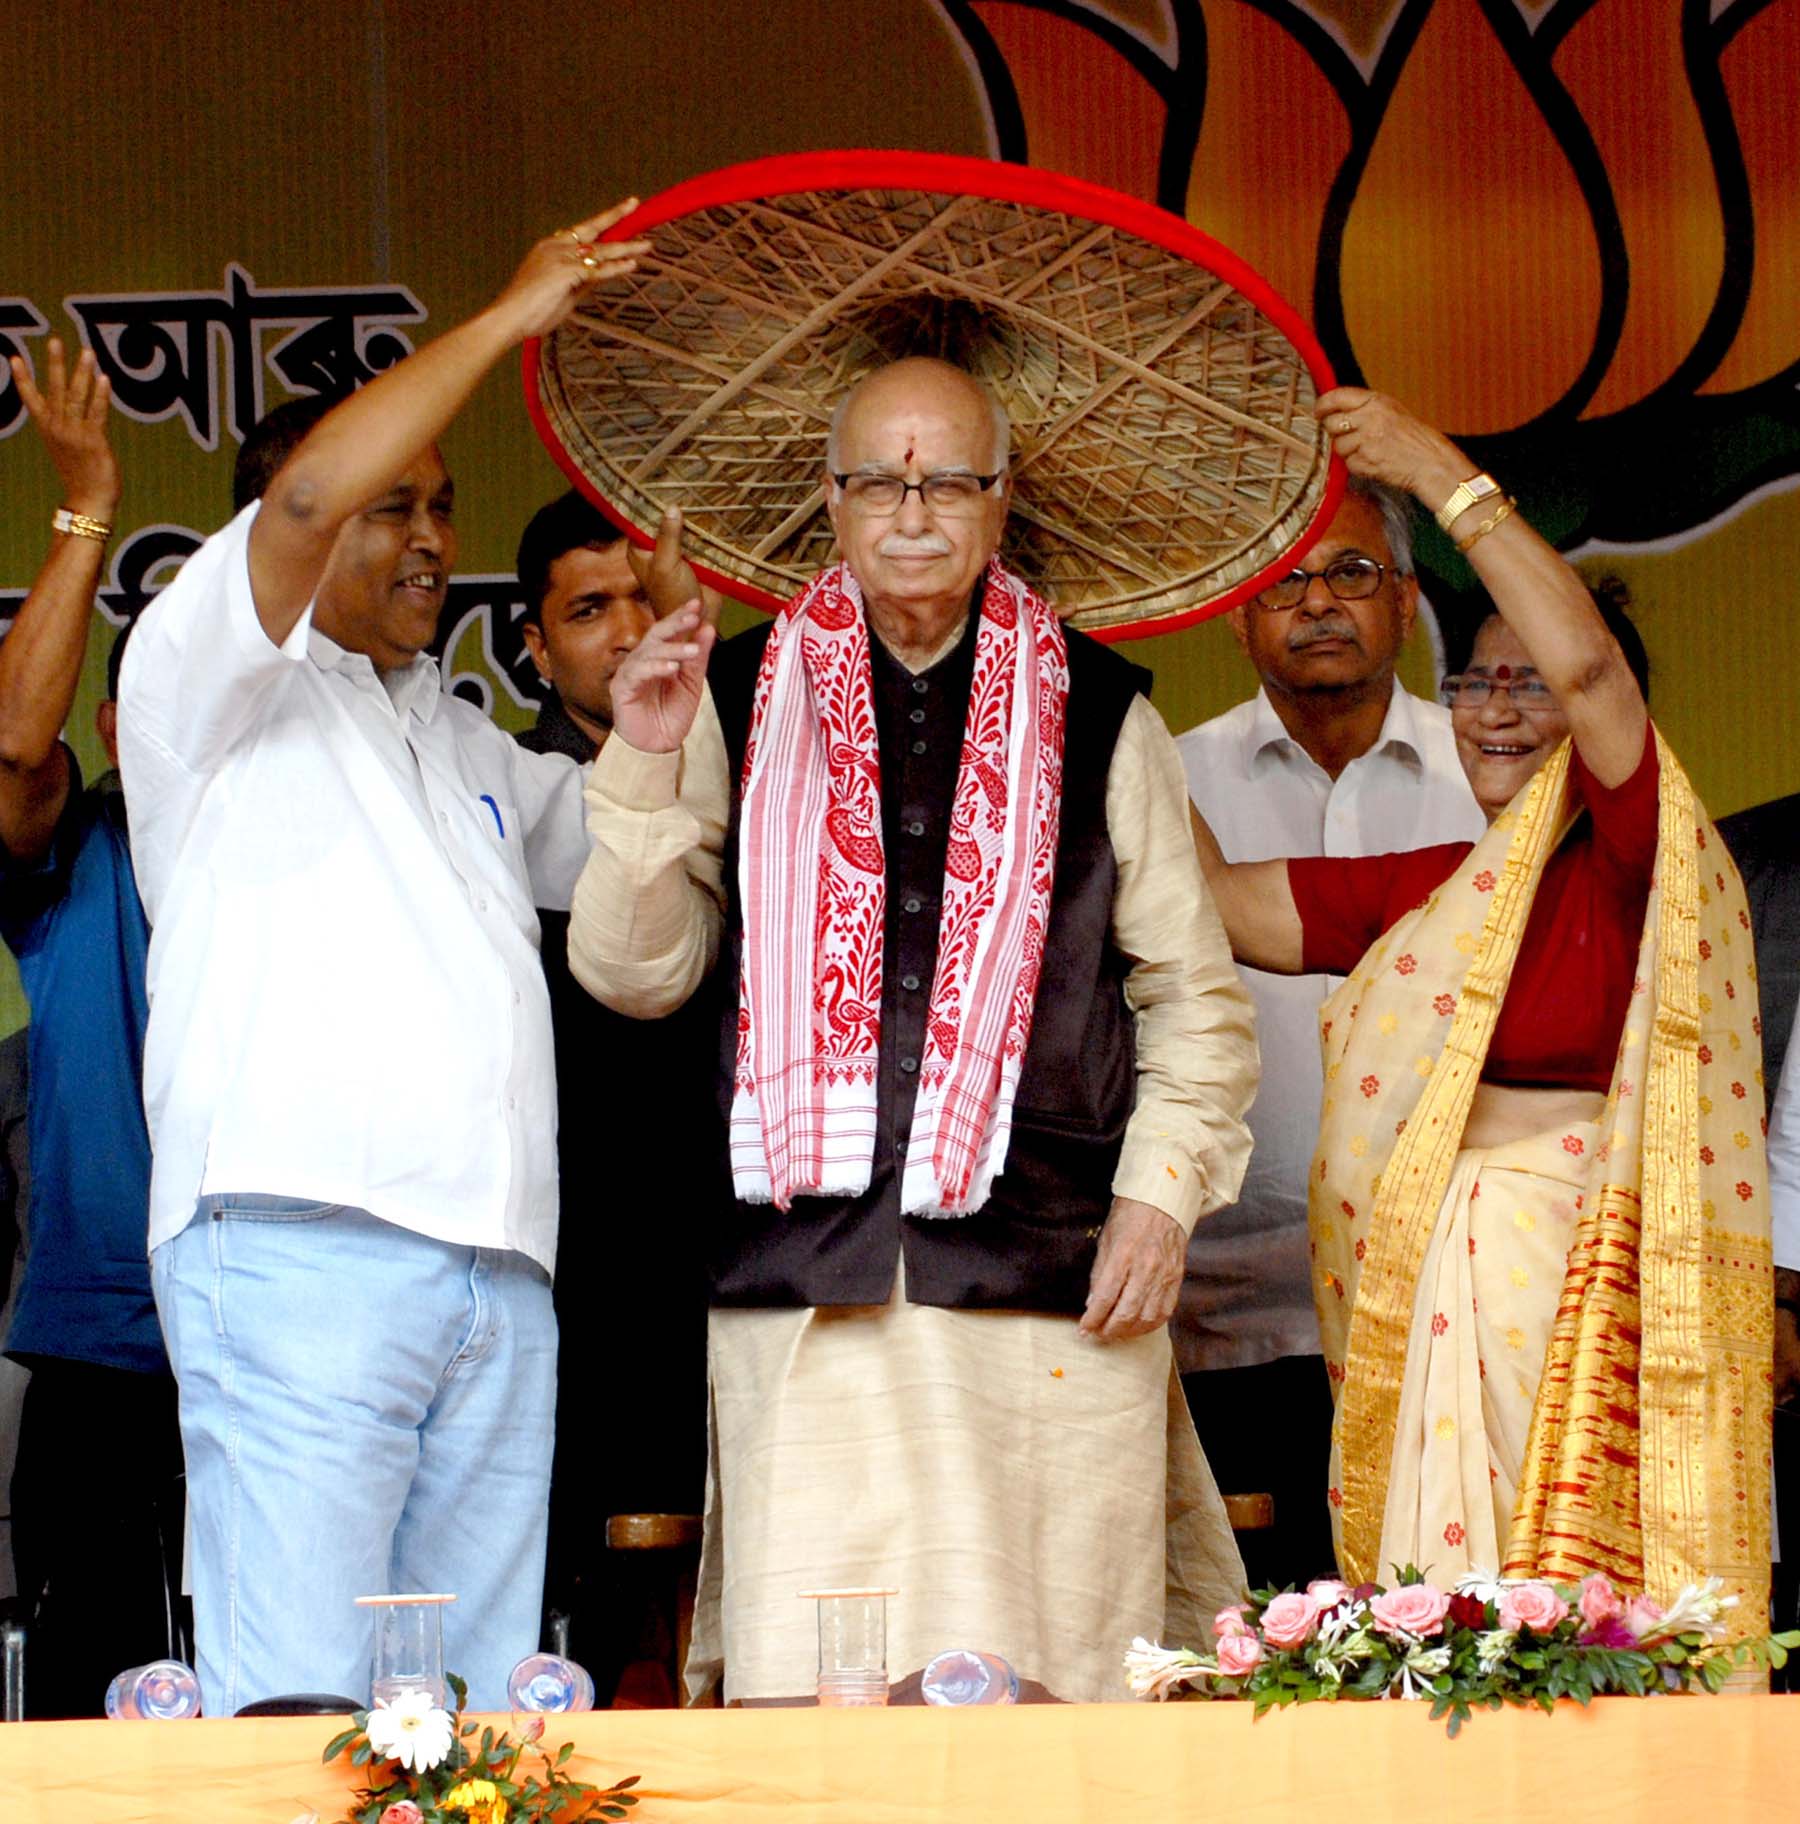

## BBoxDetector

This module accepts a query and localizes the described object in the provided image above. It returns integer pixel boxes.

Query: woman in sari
[1195,389,1771,1620]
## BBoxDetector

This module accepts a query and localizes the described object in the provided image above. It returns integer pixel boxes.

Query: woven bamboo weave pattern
[536,183,1331,633]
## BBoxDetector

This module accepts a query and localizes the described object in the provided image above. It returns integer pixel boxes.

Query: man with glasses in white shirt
[1171,481,1484,1588]
[118,202,654,1716]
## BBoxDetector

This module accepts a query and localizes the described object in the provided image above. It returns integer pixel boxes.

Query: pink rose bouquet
[1123,1567,1796,1733]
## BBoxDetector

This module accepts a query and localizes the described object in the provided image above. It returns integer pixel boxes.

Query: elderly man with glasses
[567,355,1257,1704]
[1170,477,1484,1593]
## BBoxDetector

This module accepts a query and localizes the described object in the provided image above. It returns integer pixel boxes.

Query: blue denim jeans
[151,1197,556,1715]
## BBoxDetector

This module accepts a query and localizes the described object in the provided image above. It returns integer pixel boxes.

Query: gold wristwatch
[1434,472,1501,536]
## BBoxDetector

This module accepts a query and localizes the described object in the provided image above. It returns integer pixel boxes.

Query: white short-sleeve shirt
[1172,682,1485,1371]
[118,504,590,1274]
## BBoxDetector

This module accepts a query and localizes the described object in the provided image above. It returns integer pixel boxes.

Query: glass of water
[801,1588,896,1706]
[356,1593,455,1708]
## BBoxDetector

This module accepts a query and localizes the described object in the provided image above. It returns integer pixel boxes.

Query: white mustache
[877,532,953,558]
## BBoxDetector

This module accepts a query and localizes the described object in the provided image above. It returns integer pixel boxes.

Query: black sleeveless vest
[705,602,1150,1315]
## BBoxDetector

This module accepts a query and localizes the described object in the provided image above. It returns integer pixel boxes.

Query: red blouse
[1287,729,1660,1092]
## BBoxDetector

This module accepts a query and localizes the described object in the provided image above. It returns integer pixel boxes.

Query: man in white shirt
[117,202,653,1715]
[1172,479,1484,1587]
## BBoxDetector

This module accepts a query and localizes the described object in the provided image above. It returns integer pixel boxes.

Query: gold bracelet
[1455,494,1516,554]
[51,507,112,543]
[1434,471,1501,534]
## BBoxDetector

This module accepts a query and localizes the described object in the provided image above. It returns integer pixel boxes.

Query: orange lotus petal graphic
[1555,0,1726,418]
[1185,0,1349,322]
[969,1,1169,202]
[1339,0,1602,433]
[1701,0,1800,397]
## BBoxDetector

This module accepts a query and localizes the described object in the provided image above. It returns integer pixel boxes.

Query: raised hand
[609,602,717,755]
[10,339,120,521]
[1316,386,1470,512]
[627,506,724,626]
[487,199,653,345]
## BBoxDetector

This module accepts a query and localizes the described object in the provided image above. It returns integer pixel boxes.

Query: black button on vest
[706,600,1151,1315]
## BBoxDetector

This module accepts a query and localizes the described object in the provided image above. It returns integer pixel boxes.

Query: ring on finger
[1337,415,1354,434]
[560,226,582,244]
[579,251,601,272]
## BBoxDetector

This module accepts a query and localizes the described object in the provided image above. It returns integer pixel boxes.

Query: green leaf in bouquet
[322,1727,360,1762]
[446,1671,468,1708]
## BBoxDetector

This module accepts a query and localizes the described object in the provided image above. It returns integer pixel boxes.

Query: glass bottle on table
[105,1660,203,1720]
[508,1652,596,1713]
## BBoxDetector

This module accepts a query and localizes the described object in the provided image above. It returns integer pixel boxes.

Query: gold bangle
[1434,471,1501,535]
[51,507,112,543]
[1455,494,1516,554]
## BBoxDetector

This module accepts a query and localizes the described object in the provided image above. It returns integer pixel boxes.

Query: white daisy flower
[363,1690,455,1772]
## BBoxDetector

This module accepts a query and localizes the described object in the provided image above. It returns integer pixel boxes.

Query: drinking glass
[801,1587,896,1706]
[355,1592,455,1708]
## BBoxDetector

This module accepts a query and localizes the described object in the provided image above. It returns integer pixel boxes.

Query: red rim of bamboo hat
[523,150,1343,642]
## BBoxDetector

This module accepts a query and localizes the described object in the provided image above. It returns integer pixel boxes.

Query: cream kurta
[570,671,1256,1701]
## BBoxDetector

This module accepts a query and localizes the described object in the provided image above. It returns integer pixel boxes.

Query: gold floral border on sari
[1308,731,1771,1623]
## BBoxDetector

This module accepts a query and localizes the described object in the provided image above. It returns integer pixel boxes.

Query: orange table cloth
[3,1696,1794,1822]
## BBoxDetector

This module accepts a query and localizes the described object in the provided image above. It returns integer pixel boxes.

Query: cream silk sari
[1310,733,1771,1628]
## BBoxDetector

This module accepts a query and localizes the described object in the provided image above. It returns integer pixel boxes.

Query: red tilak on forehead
[1494,664,1513,679]
[904,444,914,465]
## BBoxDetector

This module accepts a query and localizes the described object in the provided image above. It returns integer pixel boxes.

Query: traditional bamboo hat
[525,151,1341,640]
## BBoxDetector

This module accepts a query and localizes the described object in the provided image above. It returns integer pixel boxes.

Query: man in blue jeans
[118,202,658,1715]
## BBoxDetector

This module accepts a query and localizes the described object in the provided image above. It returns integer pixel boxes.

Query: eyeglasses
[1440,672,1558,711]
[831,470,1005,517]
[1253,555,1387,610]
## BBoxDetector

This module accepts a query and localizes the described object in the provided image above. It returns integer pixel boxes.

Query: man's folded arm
[566,687,728,1017]
[1105,693,1259,1236]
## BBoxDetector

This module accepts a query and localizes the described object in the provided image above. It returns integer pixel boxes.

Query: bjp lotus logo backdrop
[933,0,1800,574]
